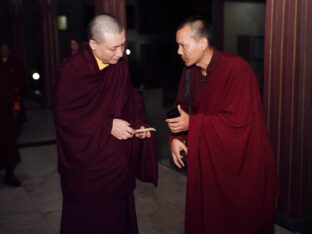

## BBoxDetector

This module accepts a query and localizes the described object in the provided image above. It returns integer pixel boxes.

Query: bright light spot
[34,90,41,95]
[32,72,40,80]
[58,15,68,30]
[126,49,131,55]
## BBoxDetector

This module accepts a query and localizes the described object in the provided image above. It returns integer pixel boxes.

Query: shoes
[4,173,21,187]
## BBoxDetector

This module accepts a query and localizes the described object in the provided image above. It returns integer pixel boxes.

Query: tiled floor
[0,93,301,234]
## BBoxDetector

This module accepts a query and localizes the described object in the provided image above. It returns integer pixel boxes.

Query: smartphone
[166,107,180,119]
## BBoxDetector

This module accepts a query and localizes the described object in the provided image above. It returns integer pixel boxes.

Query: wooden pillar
[211,0,224,50]
[263,0,312,232]
[94,0,126,26]
[39,0,59,106]
[9,0,27,88]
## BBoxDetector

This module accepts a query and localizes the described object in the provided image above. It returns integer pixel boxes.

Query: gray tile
[135,188,184,234]
[0,187,37,220]
[0,213,55,234]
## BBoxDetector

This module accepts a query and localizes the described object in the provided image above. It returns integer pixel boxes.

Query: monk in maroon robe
[53,14,158,234]
[166,16,278,234]
[0,43,22,187]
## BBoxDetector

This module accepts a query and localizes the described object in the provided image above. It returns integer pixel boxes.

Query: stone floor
[0,92,301,234]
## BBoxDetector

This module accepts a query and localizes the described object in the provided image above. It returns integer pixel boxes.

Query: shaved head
[88,14,126,64]
[87,14,124,43]
[177,15,214,47]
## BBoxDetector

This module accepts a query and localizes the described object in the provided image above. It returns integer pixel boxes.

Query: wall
[223,2,265,54]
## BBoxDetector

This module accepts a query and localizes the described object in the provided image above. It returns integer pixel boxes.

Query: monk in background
[166,16,278,234]
[0,42,23,187]
[69,38,80,55]
[54,14,158,234]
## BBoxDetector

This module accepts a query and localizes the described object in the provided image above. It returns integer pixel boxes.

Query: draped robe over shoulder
[174,50,278,234]
[53,43,158,234]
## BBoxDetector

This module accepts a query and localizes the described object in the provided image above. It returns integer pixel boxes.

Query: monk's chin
[110,59,121,64]
[184,61,193,67]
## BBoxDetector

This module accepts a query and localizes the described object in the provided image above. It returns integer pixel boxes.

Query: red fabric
[60,193,138,234]
[174,50,278,234]
[53,43,157,233]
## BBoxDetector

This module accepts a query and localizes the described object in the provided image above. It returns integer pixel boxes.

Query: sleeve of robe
[189,61,261,171]
[168,68,189,147]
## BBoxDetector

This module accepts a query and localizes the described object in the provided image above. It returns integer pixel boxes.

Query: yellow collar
[94,54,109,70]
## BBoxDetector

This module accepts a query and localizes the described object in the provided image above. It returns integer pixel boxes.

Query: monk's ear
[199,37,208,50]
[89,39,97,50]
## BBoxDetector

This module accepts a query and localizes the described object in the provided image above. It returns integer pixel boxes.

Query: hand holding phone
[166,107,180,119]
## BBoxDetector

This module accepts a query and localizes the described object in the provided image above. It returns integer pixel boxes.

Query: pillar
[94,0,126,26]
[9,0,27,88]
[39,0,59,106]
[263,0,312,232]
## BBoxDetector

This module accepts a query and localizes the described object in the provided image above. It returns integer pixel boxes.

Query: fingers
[118,129,134,140]
[172,151,185,168]
[165,106,188,133]
[133,126,153,139]
[177,105,185,115]
[144,131,152,138]
[113,122,153,140]
[180,143,188,155]
[171,139,186,168]
[134,130,152,139]
[167,122,184,133]
[112,119,135,140]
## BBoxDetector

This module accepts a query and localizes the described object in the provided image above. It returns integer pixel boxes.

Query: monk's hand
[111,118,135,140]
[134,126,151,139]
[166,105,189,133]
[170,139,187,168]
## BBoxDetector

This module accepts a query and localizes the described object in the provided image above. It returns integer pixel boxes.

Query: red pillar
[9,0,27,88]
[94,0,126,26]
[263,0,312,231]
[39,0,59,106]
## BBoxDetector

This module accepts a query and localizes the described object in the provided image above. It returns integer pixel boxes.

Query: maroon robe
[0,56,22,170]
[53,43,158,234]
[173,50,278,234]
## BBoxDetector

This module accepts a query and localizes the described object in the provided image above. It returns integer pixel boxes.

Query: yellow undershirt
[94,54,109,70]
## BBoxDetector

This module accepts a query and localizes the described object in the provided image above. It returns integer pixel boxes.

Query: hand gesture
[170,139,187,168]
[134,126,152,139]
[111,118,135,140]
[166,105,189,133]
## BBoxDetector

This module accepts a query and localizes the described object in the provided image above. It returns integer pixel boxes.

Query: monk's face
[70,40,79,54]
[176,25,207,67]
[89,30,126,64]
[0,44,10,59]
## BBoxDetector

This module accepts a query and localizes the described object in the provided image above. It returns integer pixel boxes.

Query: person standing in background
[166,16,278,234]
[0,42,23,187]
[69,38,80,55]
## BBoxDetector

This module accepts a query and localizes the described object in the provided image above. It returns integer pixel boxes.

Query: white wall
[223,2,266,54]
